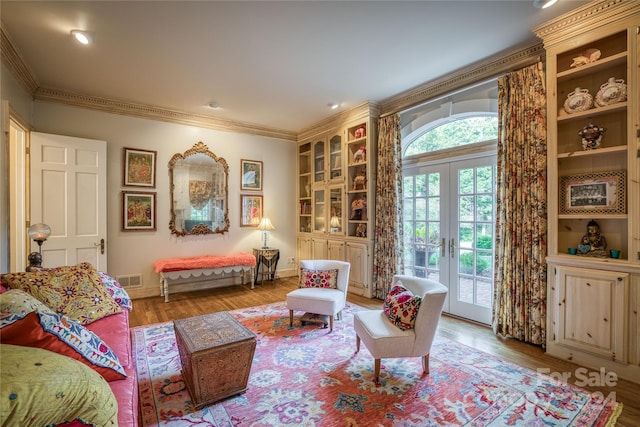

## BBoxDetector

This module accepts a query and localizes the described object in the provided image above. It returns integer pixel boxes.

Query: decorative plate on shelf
[563,87,593,114]
[595,77,627,107]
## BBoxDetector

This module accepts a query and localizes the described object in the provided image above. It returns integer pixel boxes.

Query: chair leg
[422,354,430,374]
[374,359,381,384]
[356,335,360,352]
[337,310,343,320]
[289,310,293,327]
[329,315,334,331]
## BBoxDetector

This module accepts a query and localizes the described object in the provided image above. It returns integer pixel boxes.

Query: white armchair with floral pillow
[353,274,447,383]
[286,260,350,332]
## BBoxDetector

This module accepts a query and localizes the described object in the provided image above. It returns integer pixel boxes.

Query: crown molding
[33,87,297,142]
[1,25,39,94]
[532,0,640,48]
[2,23,296,142]
[297,101,380,141]
[379,42,544,117]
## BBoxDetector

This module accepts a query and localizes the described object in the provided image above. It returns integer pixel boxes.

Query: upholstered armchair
[353,274,447,382]
[286,260,350,332]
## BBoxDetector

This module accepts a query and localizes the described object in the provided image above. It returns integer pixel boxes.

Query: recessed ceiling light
[70,30,91,45]
[328,103,339,110]
[533,0,558,9]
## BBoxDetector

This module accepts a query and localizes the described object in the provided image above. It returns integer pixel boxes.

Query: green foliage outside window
[405,116,498,156]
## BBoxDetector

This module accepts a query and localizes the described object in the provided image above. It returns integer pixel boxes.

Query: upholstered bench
[154,252,256,302]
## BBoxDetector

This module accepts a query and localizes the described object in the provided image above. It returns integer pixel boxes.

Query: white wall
[29,102,297,298]
[1,63,34,274]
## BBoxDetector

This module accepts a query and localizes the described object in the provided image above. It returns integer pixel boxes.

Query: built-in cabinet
[534,0,640,382]
[296,102,379,297]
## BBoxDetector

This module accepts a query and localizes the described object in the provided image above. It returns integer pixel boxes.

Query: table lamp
[330,216,341,232]
[26,223,51,271]
[257,217,275,249]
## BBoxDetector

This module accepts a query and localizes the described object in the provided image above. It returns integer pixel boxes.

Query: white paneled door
[30,132,107,270]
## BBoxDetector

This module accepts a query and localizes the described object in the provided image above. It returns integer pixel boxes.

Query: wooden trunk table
[173,311,256,408]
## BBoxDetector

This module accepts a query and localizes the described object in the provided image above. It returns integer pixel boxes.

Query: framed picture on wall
[241,159,263,191]
[240,194,263,227]
[123,147,157,187]
[122,191,156,231]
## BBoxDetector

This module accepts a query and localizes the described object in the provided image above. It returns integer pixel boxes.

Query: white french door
[403,155,496,324]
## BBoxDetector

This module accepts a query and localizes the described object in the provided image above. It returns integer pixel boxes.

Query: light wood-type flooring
[130,277,639,426]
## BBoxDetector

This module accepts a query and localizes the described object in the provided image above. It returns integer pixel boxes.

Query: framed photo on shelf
[559,170,626,215]
[240,194,263,227]
[123,147,157,188]
[241,159,263,191]
[122,191,156,231]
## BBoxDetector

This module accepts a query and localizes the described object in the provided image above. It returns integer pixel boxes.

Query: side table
[173,312,256,408]
[253,248,279,286]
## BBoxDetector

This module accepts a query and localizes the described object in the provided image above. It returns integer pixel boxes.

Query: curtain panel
[373,114,403,299]
[493,62,548,346]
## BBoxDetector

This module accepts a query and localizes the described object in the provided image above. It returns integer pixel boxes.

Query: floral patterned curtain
[373,114,404,299]
[493,62,548,346]
[189,180,212,210]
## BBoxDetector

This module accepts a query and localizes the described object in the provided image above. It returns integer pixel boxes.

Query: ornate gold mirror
[169,141,229,236]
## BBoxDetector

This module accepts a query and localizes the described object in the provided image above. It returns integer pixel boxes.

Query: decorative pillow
[98,272,133,311]
[383,281,423,330]
[0,344,118,426]
[299,268,338,289]
[2,262,122,325]
[0,289,126,381]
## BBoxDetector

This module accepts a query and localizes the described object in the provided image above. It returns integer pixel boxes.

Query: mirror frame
[169,141,230,236]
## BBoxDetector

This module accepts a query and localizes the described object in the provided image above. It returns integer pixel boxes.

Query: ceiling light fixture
[533,0,558,9]
[208,102,221,109]
[70,30,91,45]
[328,103,339,110]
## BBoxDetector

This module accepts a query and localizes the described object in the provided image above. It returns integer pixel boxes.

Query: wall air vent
[115,274,143,288]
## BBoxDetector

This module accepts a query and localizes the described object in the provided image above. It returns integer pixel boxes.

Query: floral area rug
[132,302,621,426]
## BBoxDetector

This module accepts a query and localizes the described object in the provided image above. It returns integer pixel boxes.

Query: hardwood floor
[130,277,638,426]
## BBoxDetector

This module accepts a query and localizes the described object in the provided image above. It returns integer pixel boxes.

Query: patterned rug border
[131,302,623,427]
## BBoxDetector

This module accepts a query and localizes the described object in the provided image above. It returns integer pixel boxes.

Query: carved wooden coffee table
[173,311,256,408]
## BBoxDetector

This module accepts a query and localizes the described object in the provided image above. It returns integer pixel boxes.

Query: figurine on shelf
[570,48,601,68]
[351,198,367,220]
[353,146,366,163]
[577,220,608,257]
[578,122,605,150]
[355,125,366,139]
[355,223,367,238]
[353,172,366,191]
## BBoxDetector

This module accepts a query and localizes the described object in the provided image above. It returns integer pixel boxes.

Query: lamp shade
[257,217,275,231]
[28,223,51,242]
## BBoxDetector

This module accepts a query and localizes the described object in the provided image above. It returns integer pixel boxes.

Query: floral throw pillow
[299,268,339,289]
[98,271,133,311]
[0,289,126,381]
[2,262,122,325]
[383,281,422,330]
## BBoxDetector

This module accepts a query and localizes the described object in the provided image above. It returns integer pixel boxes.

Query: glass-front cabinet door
[313,139,325,183]
[313,187,325,232]
[328,133,343,182]
[328,186,344,235]
[313,185,345,235]
[298,142,312,233]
